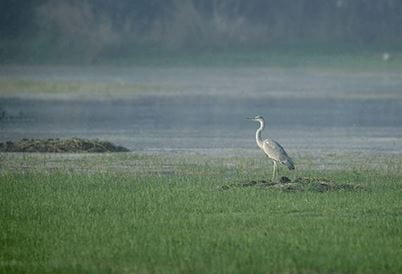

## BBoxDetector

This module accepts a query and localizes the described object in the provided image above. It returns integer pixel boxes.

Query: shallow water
[1,66,402,155]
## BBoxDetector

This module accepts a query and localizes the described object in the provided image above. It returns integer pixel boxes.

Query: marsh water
[1,66,402,155]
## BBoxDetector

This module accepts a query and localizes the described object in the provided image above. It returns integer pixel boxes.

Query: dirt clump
[219,176,361,192]
[0,138,129,153]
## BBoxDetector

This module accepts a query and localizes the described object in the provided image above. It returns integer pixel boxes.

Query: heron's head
[247,115,264,123]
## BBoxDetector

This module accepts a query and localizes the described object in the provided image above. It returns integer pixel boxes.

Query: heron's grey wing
[262,138,295,169]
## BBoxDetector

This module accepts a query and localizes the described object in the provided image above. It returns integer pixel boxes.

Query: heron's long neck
[255,120,264,148]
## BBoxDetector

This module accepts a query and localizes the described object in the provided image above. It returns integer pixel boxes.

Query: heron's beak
[246,117,253,120]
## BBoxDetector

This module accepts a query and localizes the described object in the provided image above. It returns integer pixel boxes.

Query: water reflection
[1,94,401,154]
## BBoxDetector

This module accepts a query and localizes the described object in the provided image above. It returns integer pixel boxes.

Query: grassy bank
[105,46,402,70]
[2,44,402,69]
[1,153,402,273]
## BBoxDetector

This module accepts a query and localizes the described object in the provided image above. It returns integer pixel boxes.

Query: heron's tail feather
[283,158,295,170]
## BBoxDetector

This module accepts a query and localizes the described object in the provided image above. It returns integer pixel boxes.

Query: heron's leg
[272,161,277,181]
[276,162,280,176]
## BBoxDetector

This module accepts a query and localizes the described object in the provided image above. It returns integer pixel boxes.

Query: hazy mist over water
[1,1,402,155]
[1,66,402,155]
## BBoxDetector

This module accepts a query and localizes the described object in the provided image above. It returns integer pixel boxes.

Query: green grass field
[1,153,402,273]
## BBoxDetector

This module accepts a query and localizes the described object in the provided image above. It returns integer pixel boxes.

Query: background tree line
[1,0,401,63]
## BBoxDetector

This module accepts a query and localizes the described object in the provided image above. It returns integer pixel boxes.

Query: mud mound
[0,138,129,153]
[219,176,361,192]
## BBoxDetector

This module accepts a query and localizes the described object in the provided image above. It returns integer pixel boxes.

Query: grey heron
[247,115,294,180]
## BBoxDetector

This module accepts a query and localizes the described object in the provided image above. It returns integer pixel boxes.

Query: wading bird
[247,115,294,180]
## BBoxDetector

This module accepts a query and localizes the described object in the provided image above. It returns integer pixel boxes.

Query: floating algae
[220,176,362,192]
[0,138,129,153]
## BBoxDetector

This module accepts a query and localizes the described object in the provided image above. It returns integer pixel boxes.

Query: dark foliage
[0,138,129,153]
[1,0,401,63]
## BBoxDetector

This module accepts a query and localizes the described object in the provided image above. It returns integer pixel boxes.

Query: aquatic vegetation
[0,138,129,153]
